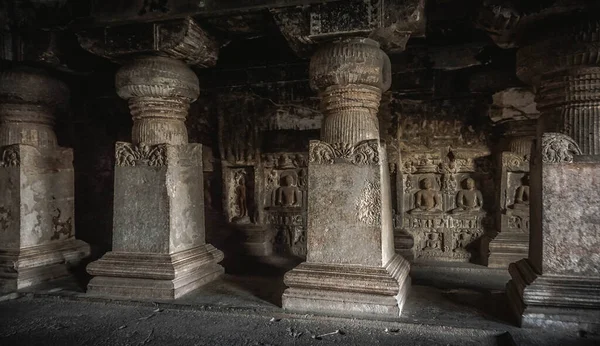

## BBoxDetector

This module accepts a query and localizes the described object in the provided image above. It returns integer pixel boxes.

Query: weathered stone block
[86,142,224,299]
[508,156,600,331]
[0,144,90,292]
[282,140,410,317]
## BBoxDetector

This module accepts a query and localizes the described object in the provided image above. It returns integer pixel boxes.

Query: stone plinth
[282,140,410,316]
[87,142,223,299]
[507,134,600,331]
[230,223,273,257]
[0,145,90,292]
[0,68,89,292]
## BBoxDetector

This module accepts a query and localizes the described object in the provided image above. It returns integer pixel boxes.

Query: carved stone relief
[399,148,494,263]
[263,151,308,258]
[309,139,379,165]
[115,142,167,167]
[541,133,582,164]
[225,167,256,224]
[0,145,20,167]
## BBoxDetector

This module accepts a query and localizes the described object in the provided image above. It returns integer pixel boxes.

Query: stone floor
[0,255,598,346]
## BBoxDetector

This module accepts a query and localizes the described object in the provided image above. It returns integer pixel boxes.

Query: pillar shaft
[0,67,89,293]
[86,54,223,300]
[282,38,410,317]
[506,14,600,331]
[115,55,200,146]
[310,38,391,145]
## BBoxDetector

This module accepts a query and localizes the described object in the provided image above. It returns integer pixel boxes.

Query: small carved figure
[512,175,530,211]
[424,232,442,250]
[409,177,442,214]
[451,178,484,215]
[278,154,296,169]
[453,231,470,251]
[274,174,302,207]
[233,172,248,220]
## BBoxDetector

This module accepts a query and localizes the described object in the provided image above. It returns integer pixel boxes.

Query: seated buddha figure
[274,174,302,207]
[409,177,442,215]
[451,178,483,215]
[511,175,530,212]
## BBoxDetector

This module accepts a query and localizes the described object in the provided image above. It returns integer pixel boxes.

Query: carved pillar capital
[0,67,68,150]
[310,38,391,145]
[115,55,200,145]
[516,15,600,156]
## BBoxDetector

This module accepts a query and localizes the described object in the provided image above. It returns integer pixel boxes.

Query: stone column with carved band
[282,38,410,317]
[487,89,539,270]
[79,18,224,299]
[0,67,90,292]
[503,13,600,331]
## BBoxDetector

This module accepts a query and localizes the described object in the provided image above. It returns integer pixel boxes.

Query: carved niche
[263,152,308,258]
[224,167,257,224]
[400,149,494,263]
[500,152,531,238]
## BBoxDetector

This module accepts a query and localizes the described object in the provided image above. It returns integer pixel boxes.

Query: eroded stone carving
[0,146,20,167]
[273,173,302,207]
[541,133,582,164]
[451,178,484,215]
[409,177,442,215]
[511,175,530,212]
[115,142,167,167]
[356,181,382,226]
[309,140,379,165]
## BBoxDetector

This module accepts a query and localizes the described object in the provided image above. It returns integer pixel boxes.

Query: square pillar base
[87,244,224,300]
[508,259,600,332]
[282,254,410,317]
[0,239,90,292]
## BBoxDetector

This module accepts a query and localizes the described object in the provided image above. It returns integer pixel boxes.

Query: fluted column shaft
[536,68,600,155]
[310,38,391,145]
[502,119,538,157]
[517,16,600,155]
[115,55,200,146]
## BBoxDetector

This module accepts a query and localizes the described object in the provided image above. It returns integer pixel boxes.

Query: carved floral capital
[115,142,167,167]
[309,139,380,165]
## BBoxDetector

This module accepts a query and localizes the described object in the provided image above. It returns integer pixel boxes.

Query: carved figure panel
[263,152,308,259]
[0,145,20,167]
[225,167,256,224]
[399,149,494,263]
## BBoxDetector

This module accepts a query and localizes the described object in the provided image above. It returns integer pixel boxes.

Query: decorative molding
[356,181,381,226]
[502,151,529,171]
[309,139,379,165]
[0,145,20,167]
[541,133,582,164]
[115,142,167,167]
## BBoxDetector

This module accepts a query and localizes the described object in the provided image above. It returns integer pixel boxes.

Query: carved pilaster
[309,38,391,145]
[115,55,199,146]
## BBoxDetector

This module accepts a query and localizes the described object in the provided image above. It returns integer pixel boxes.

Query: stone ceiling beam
[77,17,219,68]
[272,0,426,57]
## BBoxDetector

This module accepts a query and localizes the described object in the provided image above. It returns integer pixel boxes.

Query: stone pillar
[86,55,224,299]
[488,88,539,269]
[282,38,410,317]
[0,67,90,292]
[506,15,600,330]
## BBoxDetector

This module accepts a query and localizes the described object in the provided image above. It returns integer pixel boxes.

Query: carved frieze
[541,133,582,164]
[309,140,380,165]
[502,151,529,171]
[115,142,167,167]
[0,145,20,167]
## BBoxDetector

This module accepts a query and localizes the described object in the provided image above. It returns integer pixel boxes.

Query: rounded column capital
[115,55,200,102]
[309,38,392,93]
[0,67,69,109]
